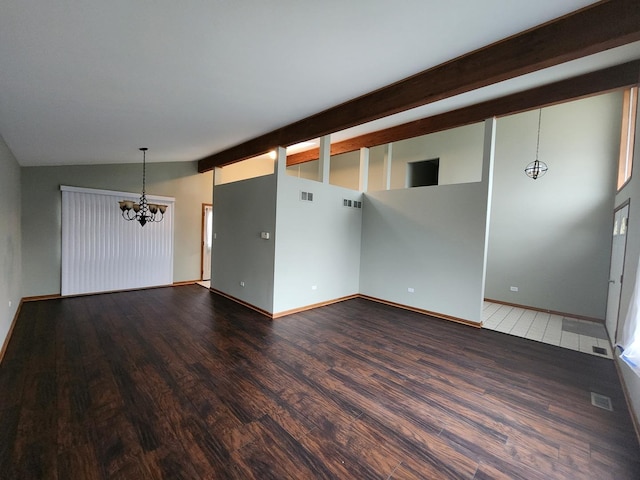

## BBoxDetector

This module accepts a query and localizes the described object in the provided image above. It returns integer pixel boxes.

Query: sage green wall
[286,160,319,181]
[486,93,621,319]
[328,151,361,190]
[367,145,387,191]
[215,155,274,185]
[364,123,484,192]
[360,183,491,322]
[389,123,484,188]
[211,174,277,313]
[359,120,495,323]
[21,162,213,296]
[212,156,363,315]
[0,134,21,351]
[273,174,362,314]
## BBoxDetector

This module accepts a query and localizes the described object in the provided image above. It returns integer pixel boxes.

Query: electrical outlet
[8,300,11,308]
[240,281,245,287]
[408,287,415,293]
[510,286,519,292]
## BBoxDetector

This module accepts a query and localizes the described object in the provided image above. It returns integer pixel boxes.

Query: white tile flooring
[483,301,613,359]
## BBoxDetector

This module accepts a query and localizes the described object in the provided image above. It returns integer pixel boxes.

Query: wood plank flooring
[1,285,638,479]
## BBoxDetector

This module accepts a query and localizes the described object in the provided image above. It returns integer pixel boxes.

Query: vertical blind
[61,186,174,296]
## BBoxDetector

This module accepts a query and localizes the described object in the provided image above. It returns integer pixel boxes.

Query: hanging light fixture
[524,108,548,180]
[118,148,167,226]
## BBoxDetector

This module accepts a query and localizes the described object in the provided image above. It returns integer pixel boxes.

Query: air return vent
[590,392,613,411]
[300,191,314,202]
[343,199,362,208]
[592,346,607,355]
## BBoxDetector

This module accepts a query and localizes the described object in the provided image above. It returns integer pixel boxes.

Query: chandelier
[524,108,548,180]
[118,148,167,226]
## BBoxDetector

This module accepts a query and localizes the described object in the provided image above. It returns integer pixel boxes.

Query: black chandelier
[118,148,167,226]
[524,109,548,180]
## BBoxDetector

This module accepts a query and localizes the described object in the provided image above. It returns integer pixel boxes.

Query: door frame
[201,203,213,281]
[608,199,631,343]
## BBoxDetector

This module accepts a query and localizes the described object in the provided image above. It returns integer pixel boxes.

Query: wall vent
[343,199,362,208]
[590,392,613,411]
[592,346,607,355]
[300,191,314,202]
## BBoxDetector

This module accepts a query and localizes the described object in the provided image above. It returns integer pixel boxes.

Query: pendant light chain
[535,108,542,163]
[142,147,146,196]
[524,108,548,180]
[118,147,168,226]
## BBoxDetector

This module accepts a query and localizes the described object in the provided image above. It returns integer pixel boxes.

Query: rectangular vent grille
[590,392,613,411]
[300,191,314,202]
[592,346,607,355]
[343,199,362,208]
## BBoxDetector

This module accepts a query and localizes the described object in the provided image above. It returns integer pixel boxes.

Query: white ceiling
[1,0,637,167]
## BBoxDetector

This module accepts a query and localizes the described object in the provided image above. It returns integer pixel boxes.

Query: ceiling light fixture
[524,108,548,180]
[286,140,318,154]
[118,148,167,226]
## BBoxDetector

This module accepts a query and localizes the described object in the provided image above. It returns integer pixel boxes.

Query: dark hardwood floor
[1,285,638,479]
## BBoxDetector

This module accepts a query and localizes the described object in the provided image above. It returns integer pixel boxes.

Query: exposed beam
[286,61,640,165]
[199,0,640,172]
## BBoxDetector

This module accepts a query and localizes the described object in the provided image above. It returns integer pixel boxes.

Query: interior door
[606,202,629,343]
[201,204,213,281]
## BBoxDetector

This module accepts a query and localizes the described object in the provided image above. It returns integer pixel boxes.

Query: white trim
[60,185,175,203]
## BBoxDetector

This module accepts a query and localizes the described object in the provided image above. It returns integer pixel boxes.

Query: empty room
[2,1,640,478]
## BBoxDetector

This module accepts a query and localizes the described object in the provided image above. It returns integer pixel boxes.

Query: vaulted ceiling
[1,1,639,168]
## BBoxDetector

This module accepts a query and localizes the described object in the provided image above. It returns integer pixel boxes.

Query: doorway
[201,204,213,281]
[606,201,630,344]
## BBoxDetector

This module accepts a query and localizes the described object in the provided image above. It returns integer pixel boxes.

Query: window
[619,256,640,378]
[617,87,637,190]
[407,158,439,187]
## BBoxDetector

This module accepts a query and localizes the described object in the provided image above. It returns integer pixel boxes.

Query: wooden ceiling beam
[199,0,640,173]
[286,61,640,165]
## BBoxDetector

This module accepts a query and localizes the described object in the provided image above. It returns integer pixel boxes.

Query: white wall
[614,97,640,434]
[273,174,362,314]
[211,173,278,313]
[0,134,21,352]
[486,93,621,319]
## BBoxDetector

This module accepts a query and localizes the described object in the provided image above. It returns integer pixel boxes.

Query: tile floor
[483,301,613,359]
